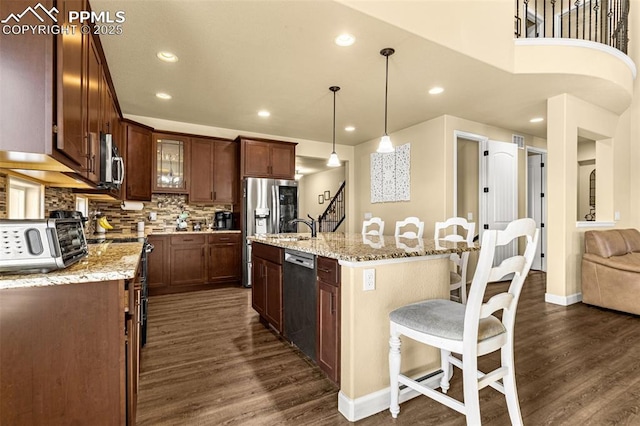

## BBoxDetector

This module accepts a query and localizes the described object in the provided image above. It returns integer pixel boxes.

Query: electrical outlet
[364,212,373,220]
[363,269,375,291]
[467,212,473,221]
[615,211,621,221]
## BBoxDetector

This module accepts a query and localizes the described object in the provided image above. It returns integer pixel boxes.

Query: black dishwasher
[283,249,317,361]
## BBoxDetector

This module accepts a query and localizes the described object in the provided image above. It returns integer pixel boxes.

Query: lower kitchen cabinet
[147,235,170,290]
[0,279,137,425]
[148,232,242,296]
[208,233,241,282]
[251,242,283,333]
[317,256,341,384]
[170,234,207,286]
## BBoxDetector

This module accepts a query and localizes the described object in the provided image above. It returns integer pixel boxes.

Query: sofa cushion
[622,229,640,253]
[584,229,629,258]
[583,252,640,273]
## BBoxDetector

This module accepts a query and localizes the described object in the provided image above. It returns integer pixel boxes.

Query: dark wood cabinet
[85,35,103,183]
[190,138,238,204]
[208,233,241,282]
[251,242,284,332]
[125,122,153,201]
[239,137,296,179]
[169,234,207,286]
[0,0,54,154]
[317,256,341,384]
[54,0,87,169]
[149,232,241,296]
[125,276,142,426]
[0,280,128,425]
[147,235,170,290]
[152,133,190,194]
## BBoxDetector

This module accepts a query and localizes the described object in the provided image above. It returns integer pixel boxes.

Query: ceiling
[92,0,626,153]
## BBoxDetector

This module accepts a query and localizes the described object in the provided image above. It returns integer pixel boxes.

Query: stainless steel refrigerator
[242,177,298,287]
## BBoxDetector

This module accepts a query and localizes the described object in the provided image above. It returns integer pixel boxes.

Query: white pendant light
[327,86,342,167]
[377,47,395,153]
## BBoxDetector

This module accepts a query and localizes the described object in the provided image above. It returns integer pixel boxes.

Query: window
[75,195,89,217]
[8,176,44,219]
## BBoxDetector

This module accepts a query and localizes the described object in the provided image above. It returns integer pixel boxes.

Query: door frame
[526,146,548,271]
[453,130,487,227]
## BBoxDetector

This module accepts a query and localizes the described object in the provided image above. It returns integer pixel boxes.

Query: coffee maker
[215,211,233,230]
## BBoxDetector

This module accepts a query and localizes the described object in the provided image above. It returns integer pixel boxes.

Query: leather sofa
[582,228,640,315]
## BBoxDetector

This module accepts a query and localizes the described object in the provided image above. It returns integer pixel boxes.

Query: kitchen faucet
[290,215,317,238]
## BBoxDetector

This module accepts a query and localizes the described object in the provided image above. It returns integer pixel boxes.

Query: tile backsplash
[0,173,6,219]
[87,194,233,235]
[0,173,234,235]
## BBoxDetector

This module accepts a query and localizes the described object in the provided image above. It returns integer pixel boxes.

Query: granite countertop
[249,232,479,263]
[0,241,143,290]
[150,229,241,235]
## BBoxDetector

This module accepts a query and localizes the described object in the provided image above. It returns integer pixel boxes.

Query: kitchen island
[248,232,478,421]
[0,241,143,425]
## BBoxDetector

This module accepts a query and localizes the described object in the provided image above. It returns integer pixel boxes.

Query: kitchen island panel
[339,256,449,401]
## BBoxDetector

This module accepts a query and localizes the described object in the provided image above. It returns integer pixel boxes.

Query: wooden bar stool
[389,218,539,425]
[434,217,476,304]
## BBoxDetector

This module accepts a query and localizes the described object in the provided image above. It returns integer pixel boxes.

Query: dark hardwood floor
[136,272,640,425]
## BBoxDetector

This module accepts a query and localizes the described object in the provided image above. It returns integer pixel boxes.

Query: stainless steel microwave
[99,133,124,189]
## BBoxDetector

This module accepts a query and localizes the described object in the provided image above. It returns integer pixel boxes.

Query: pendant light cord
[384,54,389,136]
[333,89,336,151]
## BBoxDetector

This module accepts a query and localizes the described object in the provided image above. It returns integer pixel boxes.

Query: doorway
[454,131,518,266]
[527,148,547,271]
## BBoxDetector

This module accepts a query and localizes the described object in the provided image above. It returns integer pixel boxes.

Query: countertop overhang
[248,232,479,264]
[0,241,144,289]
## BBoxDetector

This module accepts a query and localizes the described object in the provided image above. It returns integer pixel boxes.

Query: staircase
[318,181,345,232]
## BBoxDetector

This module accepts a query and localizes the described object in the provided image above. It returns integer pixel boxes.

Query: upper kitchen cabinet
[124,121,153,201]
[55,0,87,170]
[0,0,55,154]
[153,133,190,194]
[85,34,103,184]
[190,138,238,204]
[238,137,297,179]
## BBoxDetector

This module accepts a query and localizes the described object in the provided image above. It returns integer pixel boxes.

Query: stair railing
[318,181,346,233]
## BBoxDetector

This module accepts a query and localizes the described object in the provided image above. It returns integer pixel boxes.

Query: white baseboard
[338,371,443,422]
[545,292,582,306]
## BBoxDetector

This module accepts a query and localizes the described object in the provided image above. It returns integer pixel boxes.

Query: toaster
[0,218,88,274]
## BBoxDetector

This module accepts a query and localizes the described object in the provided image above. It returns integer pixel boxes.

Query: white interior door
[527,151,547,271]
[480,139,518,267]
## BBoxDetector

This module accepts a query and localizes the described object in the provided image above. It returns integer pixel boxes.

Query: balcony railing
[515,0,629,54]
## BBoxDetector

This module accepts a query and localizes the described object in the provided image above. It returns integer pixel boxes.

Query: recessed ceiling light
[345,126,355,132]
[335,33,356,47]
[157,51,178,63]
[530,117,544,123]
[155,92,172,100]
[428,87,444,95]
[258,110,270,117]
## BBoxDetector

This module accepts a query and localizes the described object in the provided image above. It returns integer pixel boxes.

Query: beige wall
[547,94,622,298]
[457,138,479,224]
[298,166,346,232]
[353,117,447,236]
[353,114,544,242]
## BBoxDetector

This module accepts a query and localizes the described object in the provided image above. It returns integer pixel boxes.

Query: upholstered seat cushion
[390,299,505,342]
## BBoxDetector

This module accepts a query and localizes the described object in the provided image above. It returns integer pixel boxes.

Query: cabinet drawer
[317,256,340,286]
[252,242,283,265]
[170,234,206,245]
[209,233,241,244]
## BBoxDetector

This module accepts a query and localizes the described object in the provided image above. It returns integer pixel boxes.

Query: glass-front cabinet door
[152,133,190,193]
